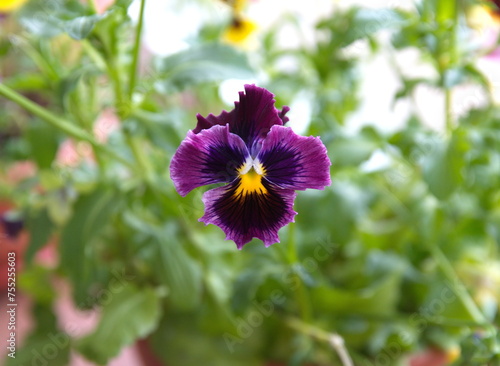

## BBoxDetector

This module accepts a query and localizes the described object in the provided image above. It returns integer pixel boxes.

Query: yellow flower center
[235,160,267,196]
[223,17,258,45]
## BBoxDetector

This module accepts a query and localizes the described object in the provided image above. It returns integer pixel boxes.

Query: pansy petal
[231,84,286,147]
[258,125,331,190]
[170,125,249,196]
[193,110,235,134]
[193,85,288,148]
[200,179,297,249]
[278,105,290,125]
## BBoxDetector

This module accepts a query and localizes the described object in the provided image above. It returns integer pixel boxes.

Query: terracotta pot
[409,347,456,366]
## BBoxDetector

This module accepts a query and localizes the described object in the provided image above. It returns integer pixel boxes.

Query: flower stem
[108,62,128,119]
[0,82,134,170]
[128,0,146,100]
[94,0,152,183]
[285,317,354,366]
[82,40,107,71]
[445,87,453,135]
[124,130,155,184]
[125,0,154,184]
[430,246,500,354]
[444,1,458,135]
[0,83,90,140]
[429,247,485,322]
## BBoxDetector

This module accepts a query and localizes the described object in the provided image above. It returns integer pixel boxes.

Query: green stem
[429,245,492,331]
[12,37,58,81]
[430,246,498,351]
[94,0,152,182]
[294,271,312,321]
[0,83,134,170]
[82,40,107,71]
[285,317,353,366]
[101,25,128,118]
[124,131,155,184]
[445,88,453,135]
[444,1,458,135]
[285,317,330,342]
[108,62,127,118]
[0,83,90,140]
[449,1,459,66]
[287,224,313,322]
[128,0,146,99]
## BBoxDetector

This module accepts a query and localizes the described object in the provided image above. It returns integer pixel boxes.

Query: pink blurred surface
[0,200,145,366]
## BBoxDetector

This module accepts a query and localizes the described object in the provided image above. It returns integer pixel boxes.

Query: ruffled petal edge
[258,125,332,191]
[199,179,297,249]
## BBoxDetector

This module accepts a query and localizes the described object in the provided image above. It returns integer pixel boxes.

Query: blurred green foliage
[1,0,500,365]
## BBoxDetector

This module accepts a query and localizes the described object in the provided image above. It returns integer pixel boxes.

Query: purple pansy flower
[170,85,331,249]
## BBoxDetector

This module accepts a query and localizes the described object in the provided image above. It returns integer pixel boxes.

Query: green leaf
[87,6,130,61]
[204,258,235,306]
[6,304,70,366]
[231,269,269,314]
[19,3,65,37]
[423,130,468,200]
[123,211,203,311]
[18,0,100,40]
[312,272,402,316]
[25,208,54,264]
[65,15,103,40]
[114,0,133,9]
[0,37,12,57]
[25,121,59,169]
[317,7,406,48]
[394,78,434,102]
[149,314,261,366]
[4,73,48,92]
[297,182,370,244]
[59,188,118,304]
[442,65,490,89]
[423,142,457,200]
[154,44,255,93]
[76,285,161,365]
[328,184,368,244]
[443,67,466,89]
[329,135,379,167]
[19,265,56,304]
[153,231,203,310]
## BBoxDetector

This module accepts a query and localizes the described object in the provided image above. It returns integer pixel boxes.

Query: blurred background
[1,0,500,365]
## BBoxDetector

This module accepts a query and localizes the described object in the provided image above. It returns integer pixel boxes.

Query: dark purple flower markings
[170,85,331,249]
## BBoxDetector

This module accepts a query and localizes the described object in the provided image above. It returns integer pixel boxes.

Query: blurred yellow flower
[223,17,257,46]
[467,4,497,29]
[445,345,461,363]
[0,0,27,12]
